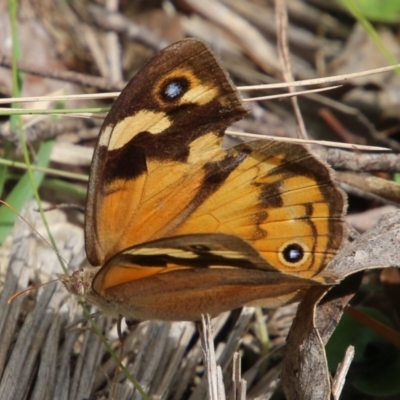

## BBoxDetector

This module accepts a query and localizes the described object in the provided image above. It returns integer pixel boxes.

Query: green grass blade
[0,139,54,243]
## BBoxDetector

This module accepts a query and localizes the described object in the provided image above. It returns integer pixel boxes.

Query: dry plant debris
[1,1,400,399]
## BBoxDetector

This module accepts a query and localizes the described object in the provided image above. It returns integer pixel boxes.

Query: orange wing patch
[95,133,233,261]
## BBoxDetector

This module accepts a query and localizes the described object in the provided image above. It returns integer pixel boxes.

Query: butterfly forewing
[85,39,248,266]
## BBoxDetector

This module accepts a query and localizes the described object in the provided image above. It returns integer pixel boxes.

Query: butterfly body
[60,39,346,321]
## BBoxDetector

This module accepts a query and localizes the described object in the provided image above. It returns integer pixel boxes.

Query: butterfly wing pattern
[61,39,346,321]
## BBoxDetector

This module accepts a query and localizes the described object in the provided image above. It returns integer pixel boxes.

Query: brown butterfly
[60,39,346,321]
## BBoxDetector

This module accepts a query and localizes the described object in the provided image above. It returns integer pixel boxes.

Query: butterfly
[60,38,346,321]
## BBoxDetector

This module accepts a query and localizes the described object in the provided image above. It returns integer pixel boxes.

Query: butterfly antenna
[7,278,60,304]
[0,200,71,273]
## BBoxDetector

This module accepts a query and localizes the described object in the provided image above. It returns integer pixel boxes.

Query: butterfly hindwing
[172,139,346,279]
[89,234,319,321]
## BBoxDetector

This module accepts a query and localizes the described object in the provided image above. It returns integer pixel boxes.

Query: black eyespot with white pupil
[282,243,304,264]
[161,77,190,102]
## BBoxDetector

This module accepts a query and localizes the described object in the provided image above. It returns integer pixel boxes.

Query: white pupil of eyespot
[289,248,301,260]
[165,82,183,98]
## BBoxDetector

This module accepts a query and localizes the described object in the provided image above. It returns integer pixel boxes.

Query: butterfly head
[58,269,99,297]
